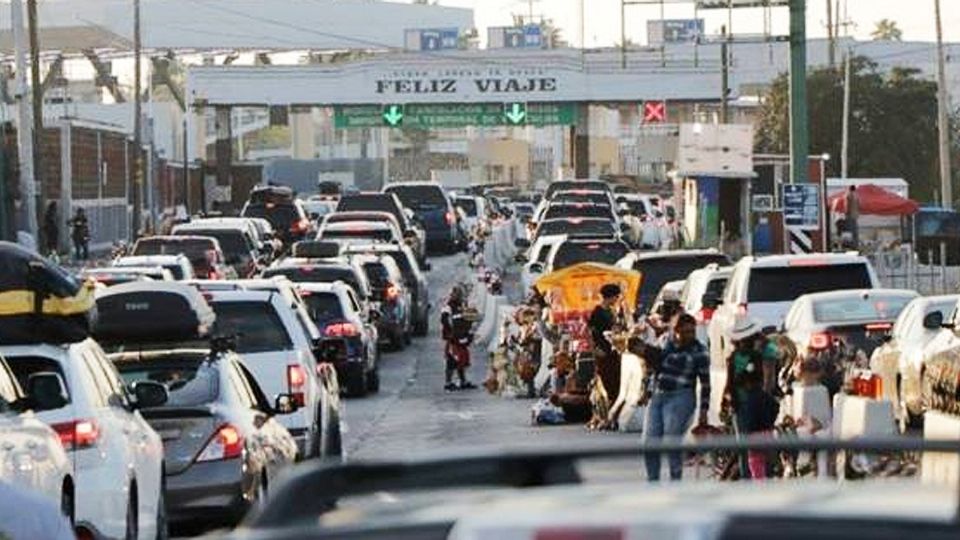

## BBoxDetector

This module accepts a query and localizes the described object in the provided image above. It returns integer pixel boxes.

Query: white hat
[729,318,762,342]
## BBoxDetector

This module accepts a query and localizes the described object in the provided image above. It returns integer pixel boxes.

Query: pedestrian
[845,185,860,249]
[43,201,59,257]
[441,285,476,391]
[68,207,90,261]
[722,318,780,480]
[588,283,624,403]
[641,313,710,482]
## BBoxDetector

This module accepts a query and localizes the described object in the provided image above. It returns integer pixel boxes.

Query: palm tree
[871,19,903,41]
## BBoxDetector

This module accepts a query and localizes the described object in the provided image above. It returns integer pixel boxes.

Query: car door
[84,345,162,528]
[234,361,297,478]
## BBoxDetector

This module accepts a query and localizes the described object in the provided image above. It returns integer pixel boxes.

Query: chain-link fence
[72,197,129,252]
[867,244,960,295]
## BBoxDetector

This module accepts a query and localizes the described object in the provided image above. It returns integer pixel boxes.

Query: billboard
[405,28,459,51]
[647,19,704,45]
[488,25,545,49]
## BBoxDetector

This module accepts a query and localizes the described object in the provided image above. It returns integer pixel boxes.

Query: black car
[343,243,430,337]
[241,187,315,246]
[383,182,459,254]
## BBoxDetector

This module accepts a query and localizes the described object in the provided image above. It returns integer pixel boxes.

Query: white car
[204,289,342,459]
[82,266,174,286]
[1,339,166,540]
[519,234,567,294]
[0,358,72,521]
[453,195,488,236]
[317,221,400,246]
[113,254,195,281]
[680,265,733,344]
[649,280,687,317]
[173,218,262,278]
[708,253,881,367]
[543,238,631,272]
[871,294,960,428]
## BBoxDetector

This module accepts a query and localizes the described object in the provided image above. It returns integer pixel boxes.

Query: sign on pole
[643,101,667,124]
[488,25,545,49]
[405,28,459,52]
[503,102,528,125]
[782,183,821,230]
[382,104,404,127]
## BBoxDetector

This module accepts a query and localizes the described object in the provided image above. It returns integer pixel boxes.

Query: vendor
[589,283,624,402]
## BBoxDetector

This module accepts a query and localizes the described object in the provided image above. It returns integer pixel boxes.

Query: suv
[132,235,233,280]
[241,187,315,245]
[1,339,167,540]
[336,194,426,261]
[352,253,412,350]
[383,182,458,253]
[708,253,881,366]
[173,219,262,278]
[616,249,732,314]
[203,289,342,458]
[342,243,430,336]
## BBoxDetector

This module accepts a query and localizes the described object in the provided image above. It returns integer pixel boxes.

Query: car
[132,235,233,280]
[781,289,918,394]
[0,357,73,525]
[81,266,171,286]
[172,219,262,278]
[707,253,881,367]
[453,195,488,235]
[261,258,374,314]
[352,253,413,350]
[680,264,734,344]
[1,339,167,540]
[240,186,316,245]
[534,218,618,242]
[869,294,960,429]
[113,254,195,281]
[519,234,567,294]
[203,289,342,459]
[616,249,732,315]
[544,238,630,272]
[318,221,401,246]
[341,243,431,337]
[336,193,426,262]
[298,282,380,396]
[383,182,459,253]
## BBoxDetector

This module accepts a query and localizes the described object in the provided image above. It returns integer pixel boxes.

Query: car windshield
[117,359,219,407]
[385,185,447,210]
[302,292,346,324]
[537,219,614,238]
[813,294,915,324]
[209,301,292,353]
[748,264,874,303]
[242,203,299,230]
[551,241,629,270]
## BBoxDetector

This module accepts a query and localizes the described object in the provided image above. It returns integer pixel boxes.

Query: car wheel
[125,486,138,540]
[367,367,380,393]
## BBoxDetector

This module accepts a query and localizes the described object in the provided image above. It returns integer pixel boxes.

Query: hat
[728,318,762,342]
[600,284,622,299]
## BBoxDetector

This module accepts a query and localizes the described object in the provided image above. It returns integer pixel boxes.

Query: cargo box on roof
[94,282,215,345]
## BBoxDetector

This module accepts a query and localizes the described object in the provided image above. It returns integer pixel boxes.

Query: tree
[871,19,903,41]
[755,58,942,202]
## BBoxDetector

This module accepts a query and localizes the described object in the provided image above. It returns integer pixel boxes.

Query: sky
[424,0,960,47]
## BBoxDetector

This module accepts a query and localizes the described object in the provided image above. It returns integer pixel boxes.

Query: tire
[125,486,138,540]
[367,367,380,393]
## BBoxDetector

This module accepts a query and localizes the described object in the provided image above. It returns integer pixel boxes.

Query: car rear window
[263,266,364,297]
[553,193,610,206]
[242,203,298,231]
[385,185,448,210]
[134,238,215,261]
[552,241,629,270]
[337,196,403,223]
[634,255,732,307]
[301,292,345,325]
[813,294,914,324]
[5,356,70,410]
[543,205,613,221]
[177,230,250,263]
[117,359,218,407]
[538,220,615,238]
[209,301,292,354]
[456,198,478,217]
[748,264,873,303]
[322,228,393,242]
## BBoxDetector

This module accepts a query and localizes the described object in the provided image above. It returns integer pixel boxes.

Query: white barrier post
[487,305,515,355]
[923,411,960,486]
[475,295,504,346]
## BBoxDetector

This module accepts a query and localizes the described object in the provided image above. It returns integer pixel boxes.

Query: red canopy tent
[829,184,920,216]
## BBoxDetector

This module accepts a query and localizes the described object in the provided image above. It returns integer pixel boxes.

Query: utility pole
[721,25,730,124]
[26,0,42,240]
[826,0,835,67]
[934,0,953,209]
[11,0,37,241]
[841,50,851,179]
[182,117,189,212]
[789,0,809,184]
[132,0,143,236]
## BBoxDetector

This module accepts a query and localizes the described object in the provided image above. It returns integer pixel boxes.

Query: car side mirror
[132,381,169,409]
[529,262,544,274]
[514,238,531,249]
[26,372,68,411]
[923,311,945,330]
[273,393,300,415]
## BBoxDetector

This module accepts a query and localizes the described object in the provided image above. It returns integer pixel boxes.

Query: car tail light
[385,282,400,302]
[866,322,893,332]
[196,424,244,462]
[287,364,307,407]
[809,332,832,350]
[445,211,455,225]
[51,419,100,451]
[535,528,624,540]
[291,218,311,234]
[699,307,716,323]
[324,322,360,338]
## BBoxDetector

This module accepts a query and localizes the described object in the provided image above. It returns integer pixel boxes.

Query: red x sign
[643,101,667,124]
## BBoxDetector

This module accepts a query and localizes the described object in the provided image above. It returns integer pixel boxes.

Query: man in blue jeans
[642,313,710,481]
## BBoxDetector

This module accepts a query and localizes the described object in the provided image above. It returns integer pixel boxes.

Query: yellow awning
[535,262,642,314]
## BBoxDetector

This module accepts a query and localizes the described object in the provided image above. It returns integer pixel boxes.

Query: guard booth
[672,123,755,257]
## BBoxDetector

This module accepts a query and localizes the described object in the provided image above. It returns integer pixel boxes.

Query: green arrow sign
[382,104,404,127]
[504,102,527,125]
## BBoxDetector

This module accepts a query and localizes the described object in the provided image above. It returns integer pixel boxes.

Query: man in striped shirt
[642,312,711,481]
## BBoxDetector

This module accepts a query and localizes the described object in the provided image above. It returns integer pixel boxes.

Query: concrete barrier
[922,411,960,486]
[831,394,896,439]
[475,294,505,346]
[487,305,516,354]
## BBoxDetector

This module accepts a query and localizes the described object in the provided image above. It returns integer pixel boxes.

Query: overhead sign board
[676,123,754,176]
[405,28,459,52]
[782,184,821,230]
[334,102,576,129]
[489,25,544,49]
